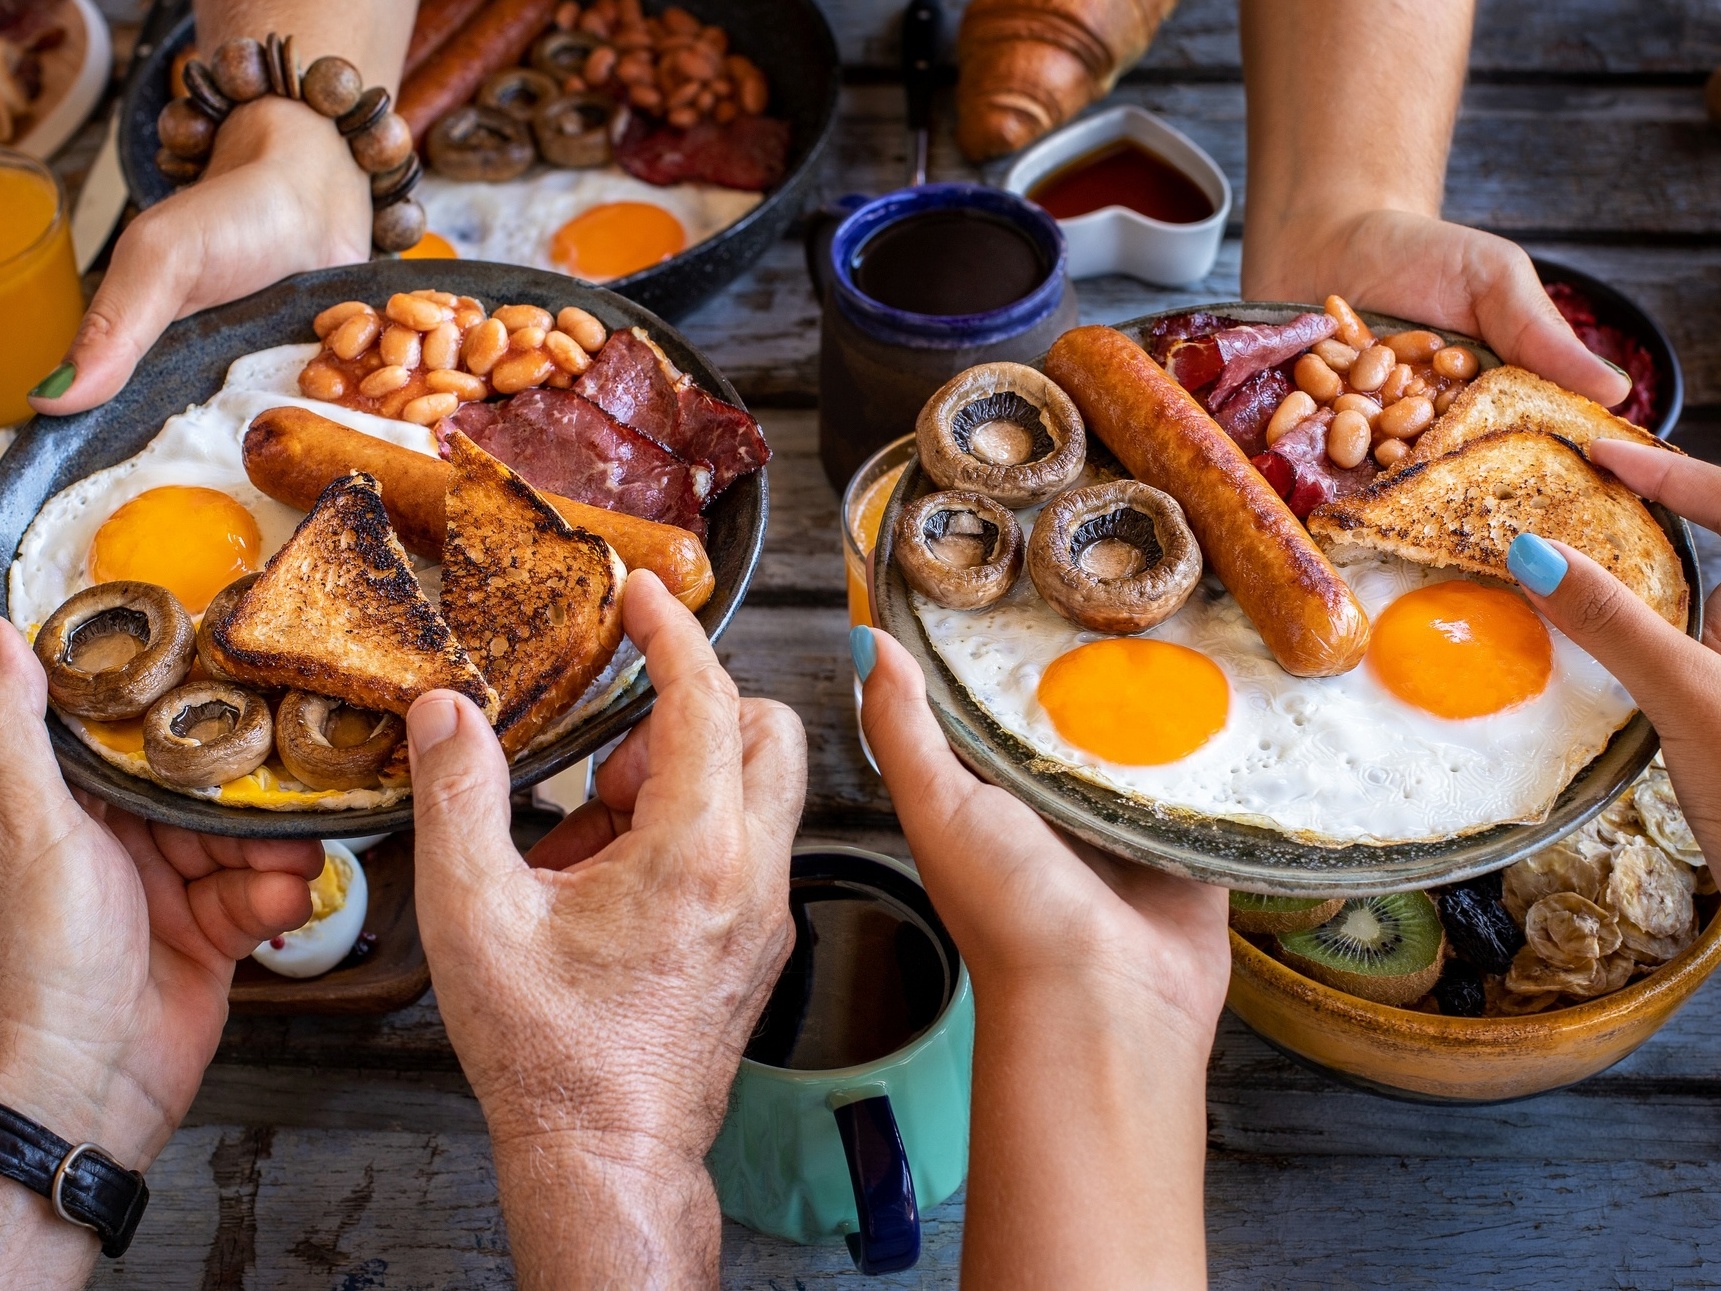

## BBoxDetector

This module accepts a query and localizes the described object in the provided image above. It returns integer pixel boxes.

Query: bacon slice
[1166,312,1339,409]
[613,113,790,191]
[1251,412,1377,519]
[1210,367,1292,458]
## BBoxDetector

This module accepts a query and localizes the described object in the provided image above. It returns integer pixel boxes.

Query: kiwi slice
[1274,893,1447,1006]
[1229,892,1346,935]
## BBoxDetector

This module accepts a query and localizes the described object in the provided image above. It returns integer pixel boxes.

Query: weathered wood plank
[823,0,1721,76]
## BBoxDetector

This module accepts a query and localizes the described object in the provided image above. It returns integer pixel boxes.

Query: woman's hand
[851,625,1226,1291]
[406,571,806,1291]
[0,621,324,1281]
[1507,439,1721,866]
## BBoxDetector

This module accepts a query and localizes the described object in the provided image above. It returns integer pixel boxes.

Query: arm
[851,626,1227,1289]
[405,571,806,1289]
[27,0,415,416]
[1238,0,1629,407]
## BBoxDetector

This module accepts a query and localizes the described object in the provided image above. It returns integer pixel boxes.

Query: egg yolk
[84,716,145,753]
[88,486,260,614]
[1368,581,1553,719]
[1038,638,1229,765]
[551,201,686,281]
[401,230,458,259]
[305,853,350,923]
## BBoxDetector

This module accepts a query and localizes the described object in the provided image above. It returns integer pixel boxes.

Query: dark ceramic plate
[119,0,839,321]
[873,303,1703,897]
[0,259,766,838]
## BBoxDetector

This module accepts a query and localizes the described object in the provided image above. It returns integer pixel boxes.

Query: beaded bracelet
[154,34,426,255]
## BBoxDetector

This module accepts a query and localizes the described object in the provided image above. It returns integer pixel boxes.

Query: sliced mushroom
[534,93,616,168]
[1027,481,1202,634]
[894,490,1023,610]
[196,572,260,682]
[478,68,560,123]
[143,681,274,787]
[531,29,602,81]
[34,582,196,721]
[916,362,1086,507]
[426,105,535,182]
[275,690,406,790]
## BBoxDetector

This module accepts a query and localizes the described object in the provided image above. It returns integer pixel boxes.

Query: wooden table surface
[40,1,1721,1285]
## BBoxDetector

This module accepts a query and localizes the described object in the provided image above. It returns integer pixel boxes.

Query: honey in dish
[1029,140,1215,225]
[851,209,1049,316]
[0,160,83,425]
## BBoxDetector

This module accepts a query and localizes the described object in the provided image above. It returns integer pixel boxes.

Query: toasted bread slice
[1308,429,1689,627]
[1404,364,1672,470]
[211,472,497,717]
[440,431,627,758]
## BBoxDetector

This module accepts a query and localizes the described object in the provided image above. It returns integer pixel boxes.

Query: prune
[1439,884,1524,974]
[1433,961,1485,1017]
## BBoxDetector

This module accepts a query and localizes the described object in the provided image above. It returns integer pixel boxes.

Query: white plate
[13,0,111,161]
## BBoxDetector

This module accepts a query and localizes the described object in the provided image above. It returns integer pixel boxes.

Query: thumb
[1474,248,1630,409]
[406,690,519,916]
[0,621,91,853]
[1508,533,1709,738]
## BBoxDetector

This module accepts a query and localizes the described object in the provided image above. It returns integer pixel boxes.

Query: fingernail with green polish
[849,624,876,683]
[29,362,75,400]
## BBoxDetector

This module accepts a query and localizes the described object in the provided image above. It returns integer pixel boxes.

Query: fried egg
[914,493,1637,846]
[8,343,646,810]
[251,840,368,978]
[415,167,761,283]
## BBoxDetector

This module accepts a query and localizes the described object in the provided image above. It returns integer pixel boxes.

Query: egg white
[914,496,1638,847]
[416,167,762,281]
[8,342,646,810]
[251,840,368,978]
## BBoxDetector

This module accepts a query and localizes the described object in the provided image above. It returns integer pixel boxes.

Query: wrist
[0,1035,167,1172]
[205,93,351,176]
[0,1178,101,1289]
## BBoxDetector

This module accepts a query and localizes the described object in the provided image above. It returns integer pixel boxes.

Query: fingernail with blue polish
[849,624,876,682]
[1508,533,1568,596]
[29,362,74,400]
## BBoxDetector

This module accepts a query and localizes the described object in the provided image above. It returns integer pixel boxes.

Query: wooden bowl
[1227,913,1721,1102]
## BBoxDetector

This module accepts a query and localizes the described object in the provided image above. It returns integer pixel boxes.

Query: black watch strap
[0,1103,149,1258]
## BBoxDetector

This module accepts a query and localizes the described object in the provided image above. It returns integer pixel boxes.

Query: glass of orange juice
[842,433,915,770]
[0,149,83,427]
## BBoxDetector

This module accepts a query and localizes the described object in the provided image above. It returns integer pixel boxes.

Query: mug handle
[832,1094,920,1274]
[802,193,870,306]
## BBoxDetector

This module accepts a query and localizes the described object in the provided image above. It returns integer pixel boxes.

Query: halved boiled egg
[1037,637,1230,765]
[88,484,260,614]
[252,840,369,978]
[1368,580,1552,719]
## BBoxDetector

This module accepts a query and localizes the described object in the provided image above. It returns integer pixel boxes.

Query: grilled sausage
[404,0,492,79]
[398,0,560,144]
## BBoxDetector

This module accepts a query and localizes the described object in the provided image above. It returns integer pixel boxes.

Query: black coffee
[851,209,1049,317]
[746,878,953,1071]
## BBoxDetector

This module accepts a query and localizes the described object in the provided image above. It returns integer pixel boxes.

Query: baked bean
[410,288,459,307]
[557,306,608,352]
[423,322,461,371]
[616,50,653,84]
[1378,362,1414,405]
[401,392,459,426]
[713,98,739,124]
[710,75,734,98]
[668,79,701,109]
[613,24,650,51]
[508,325,547,353]
[1332,392,1382,428]
[695,87,715,113]
[1347,344,1395,393]
[578,8,609,38]
[493,304,553,332]
[668,105,700,128]
[1405,377,1429,399]
[426,369,489,401]
[662,6,701,35]
[328,311,381,361]
[1325,294,1374,349]
[675,44,720,80]
[585,45,618,85]
[455,296,484,314]
[491,351,557,394]
[1294,353,1343,404]
[738,69,767,115]
[699,25,728,54]
[462,318,509,375]
[1432,345,1479,380]
[1378,394,1435,440]
[314,300,372,339]
[1434,386,1460,415]
[1327,409,1371,469]
[1312,338,1357,373]
[1265,390,1318,446]
[547,369,575,389]
[628,83,663,111]
[359,364,413,398]
[453,307,487,333]
[386,292,453,332]
[300,364,346,401]
[545,329,592,374]
[379,324,422,369]
[1374,438,1410,468]
[1383,330,1444,363]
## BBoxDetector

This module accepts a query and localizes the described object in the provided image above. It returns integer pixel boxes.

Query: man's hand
[0,621,324,1286]
[1507,440,1721,868]
[406,571,806,1290]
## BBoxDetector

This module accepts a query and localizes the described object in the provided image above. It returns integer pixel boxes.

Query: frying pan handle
[803,193,870,306]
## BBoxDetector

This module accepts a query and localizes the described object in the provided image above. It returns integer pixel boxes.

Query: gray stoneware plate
[873,303,1702,897]
[119,0,840,321]
[0,259,766,838]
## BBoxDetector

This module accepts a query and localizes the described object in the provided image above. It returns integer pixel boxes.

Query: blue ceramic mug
[808,182,1079,490]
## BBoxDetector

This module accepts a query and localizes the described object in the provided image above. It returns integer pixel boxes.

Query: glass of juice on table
[0,150,82,427]
[843,434,915,771]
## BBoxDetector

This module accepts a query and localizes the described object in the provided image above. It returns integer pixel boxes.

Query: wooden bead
[181,60,233,122]
[337,86,389,139]
[281,35,301,99]
[369,152,422,207]
[209,37,269,102]
[373,197,427,254]
[157,97,216,159]
[302,56,362,118]
[155,147,204,183]
[351,112,413,174]
[264,33,300,98]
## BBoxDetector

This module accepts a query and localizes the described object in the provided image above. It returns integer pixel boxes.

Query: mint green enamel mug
[708,846,974,1274]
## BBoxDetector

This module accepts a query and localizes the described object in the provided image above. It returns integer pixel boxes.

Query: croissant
[955,0,1178,161]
